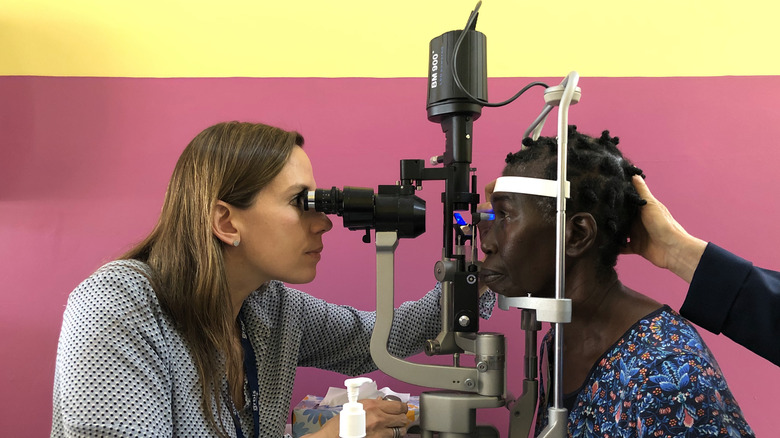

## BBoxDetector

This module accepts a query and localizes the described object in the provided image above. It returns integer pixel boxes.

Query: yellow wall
[3,0,779,77]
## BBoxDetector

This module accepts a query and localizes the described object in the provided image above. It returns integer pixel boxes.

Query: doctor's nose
[315,212,333,234]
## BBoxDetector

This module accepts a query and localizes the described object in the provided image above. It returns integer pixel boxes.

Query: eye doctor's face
[479,191,556,297]
[232,146,333,286]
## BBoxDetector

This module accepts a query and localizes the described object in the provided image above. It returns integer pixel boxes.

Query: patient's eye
[492,200,512,223]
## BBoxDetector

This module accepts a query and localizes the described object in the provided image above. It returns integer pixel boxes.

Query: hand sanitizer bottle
[339,377,373,438]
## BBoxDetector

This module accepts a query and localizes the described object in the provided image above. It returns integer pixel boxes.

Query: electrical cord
[451,1,549,108]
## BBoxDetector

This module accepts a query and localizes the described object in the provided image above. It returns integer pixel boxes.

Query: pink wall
[1,76,777,436]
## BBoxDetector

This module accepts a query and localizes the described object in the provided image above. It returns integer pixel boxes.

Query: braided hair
[504,125,646,276]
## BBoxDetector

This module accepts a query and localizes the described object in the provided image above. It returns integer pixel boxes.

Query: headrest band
[493,176,570,199]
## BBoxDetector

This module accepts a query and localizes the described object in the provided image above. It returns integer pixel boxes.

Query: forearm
[296,285,443,375]
[666,233,707,283]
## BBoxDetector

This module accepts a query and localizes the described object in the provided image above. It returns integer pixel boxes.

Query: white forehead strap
[493,176,570,199]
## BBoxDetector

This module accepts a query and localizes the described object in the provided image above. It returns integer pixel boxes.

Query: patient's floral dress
[535,306,754,437]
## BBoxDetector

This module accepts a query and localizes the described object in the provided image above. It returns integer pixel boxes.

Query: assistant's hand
[310,397,409,438]
[623,175,707,283]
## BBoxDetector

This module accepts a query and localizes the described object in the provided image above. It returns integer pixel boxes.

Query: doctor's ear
[212,201,241,247]
[565,212,597,257]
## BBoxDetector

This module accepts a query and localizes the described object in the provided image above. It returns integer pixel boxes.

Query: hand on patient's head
[624,175,706,282]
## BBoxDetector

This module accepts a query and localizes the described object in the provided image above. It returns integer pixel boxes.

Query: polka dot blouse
[51,259,495,437]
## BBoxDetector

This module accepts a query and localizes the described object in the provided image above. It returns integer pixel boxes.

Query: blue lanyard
[231,317,260,438]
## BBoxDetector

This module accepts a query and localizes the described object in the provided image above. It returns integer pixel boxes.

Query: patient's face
[479,178,556,297]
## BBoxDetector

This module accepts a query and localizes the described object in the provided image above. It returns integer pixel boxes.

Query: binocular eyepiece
[305,186,426,239]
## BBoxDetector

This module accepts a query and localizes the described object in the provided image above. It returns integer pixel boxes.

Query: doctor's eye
[291,190,307,210]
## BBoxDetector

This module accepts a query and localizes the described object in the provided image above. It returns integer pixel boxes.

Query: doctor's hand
[476,179,496,242]
[623,175,707,283]
[476,179,497,297]
[363,397,409,437]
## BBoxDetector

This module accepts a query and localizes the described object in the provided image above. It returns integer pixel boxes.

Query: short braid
[504,125,646,276]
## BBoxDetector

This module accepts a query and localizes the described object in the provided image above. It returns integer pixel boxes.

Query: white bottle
[339,377,373,438]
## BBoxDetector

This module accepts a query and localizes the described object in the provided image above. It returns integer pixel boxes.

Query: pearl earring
[232,240,240,247]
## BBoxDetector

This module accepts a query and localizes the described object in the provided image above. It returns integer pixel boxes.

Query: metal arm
[371,231,505,438]
[370,231,504,396]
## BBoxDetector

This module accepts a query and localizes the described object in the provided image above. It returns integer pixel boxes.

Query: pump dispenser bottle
[339,377,373,438]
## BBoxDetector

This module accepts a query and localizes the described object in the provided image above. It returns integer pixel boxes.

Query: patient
[479,126,754,437]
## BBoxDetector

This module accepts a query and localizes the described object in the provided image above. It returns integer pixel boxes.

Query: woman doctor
[51,122,487,438]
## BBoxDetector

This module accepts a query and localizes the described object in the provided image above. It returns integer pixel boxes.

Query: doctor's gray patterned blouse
[51,260,495,437]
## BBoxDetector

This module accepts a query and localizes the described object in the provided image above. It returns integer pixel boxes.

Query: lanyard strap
[232,317,260,438]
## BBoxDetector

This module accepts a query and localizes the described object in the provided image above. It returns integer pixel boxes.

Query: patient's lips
[479,268,504,286]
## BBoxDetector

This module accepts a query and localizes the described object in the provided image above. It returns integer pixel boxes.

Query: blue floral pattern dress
[535,306,754,437]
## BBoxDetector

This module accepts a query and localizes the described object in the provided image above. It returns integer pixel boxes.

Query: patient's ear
[566,212,597,257]
[212,201,240,247]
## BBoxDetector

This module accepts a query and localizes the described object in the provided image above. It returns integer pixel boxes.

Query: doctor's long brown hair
[122,121,302,435]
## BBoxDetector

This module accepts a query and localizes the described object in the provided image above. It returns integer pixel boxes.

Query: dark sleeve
[681,242,780,366]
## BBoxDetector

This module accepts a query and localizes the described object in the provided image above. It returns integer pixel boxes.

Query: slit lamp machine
[305,2,580,436]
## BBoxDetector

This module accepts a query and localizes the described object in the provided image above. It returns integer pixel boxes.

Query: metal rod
[552,71,579,411]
